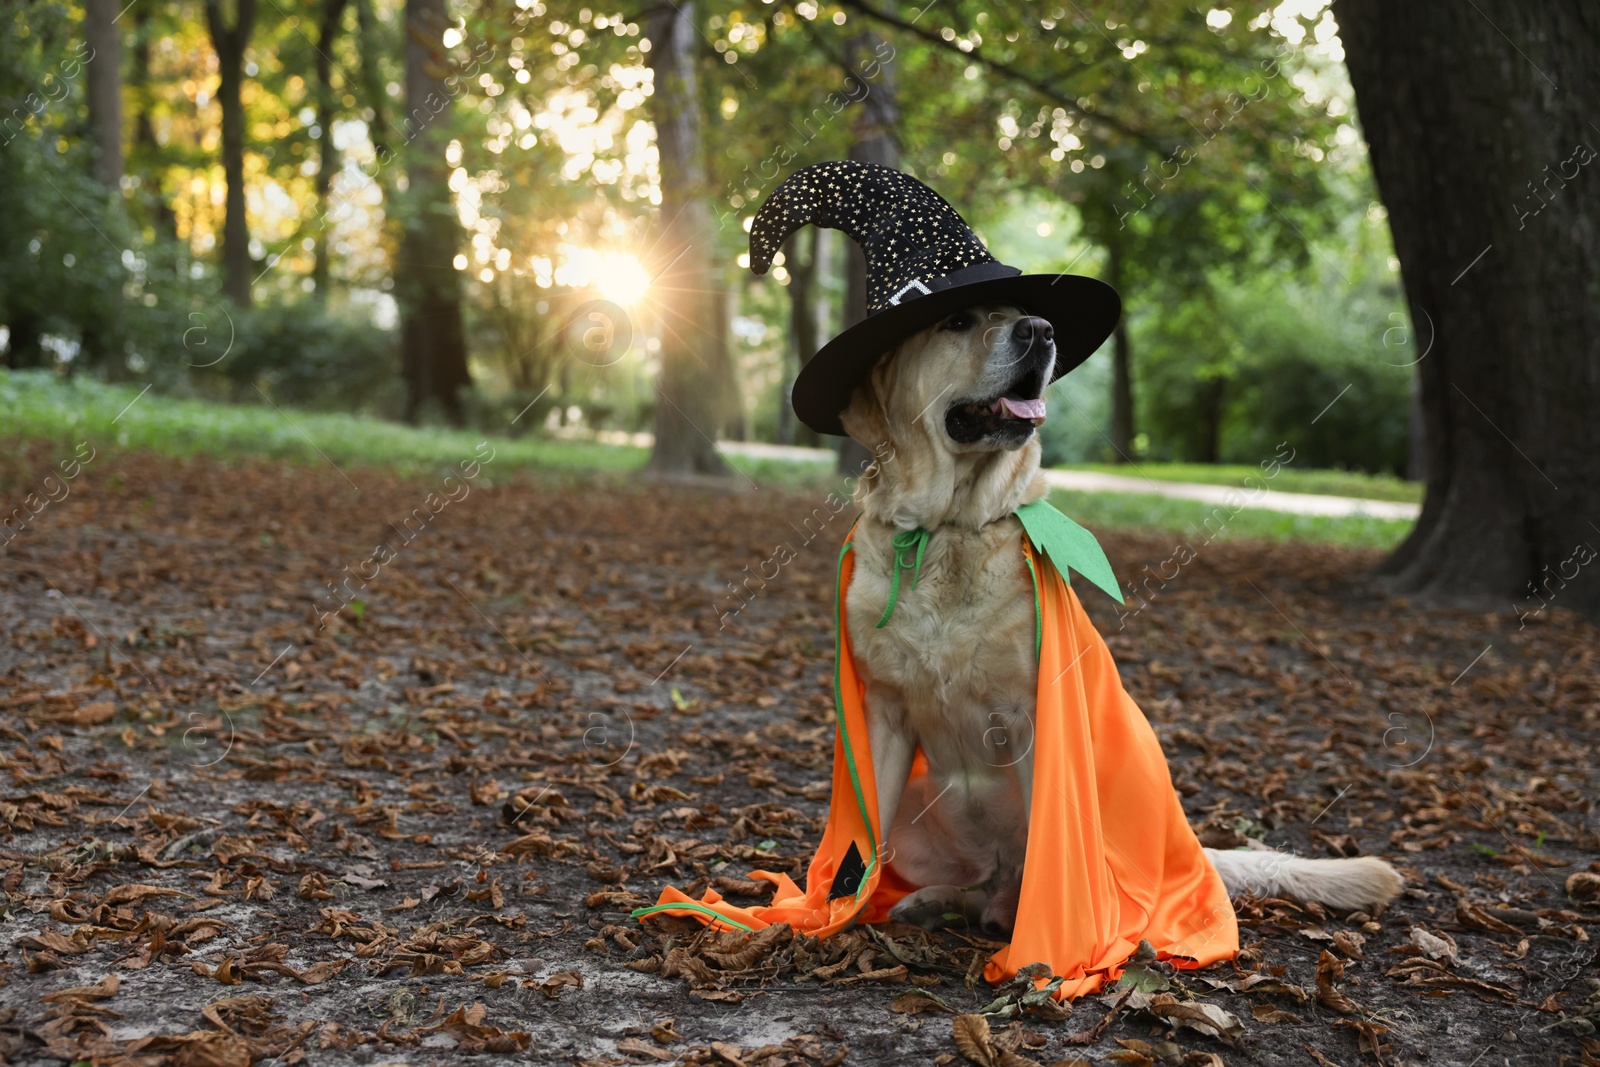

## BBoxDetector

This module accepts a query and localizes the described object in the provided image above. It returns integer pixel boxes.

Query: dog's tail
[1204,846,1402,912]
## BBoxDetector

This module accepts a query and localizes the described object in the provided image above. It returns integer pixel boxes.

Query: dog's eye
[939,312,976,332]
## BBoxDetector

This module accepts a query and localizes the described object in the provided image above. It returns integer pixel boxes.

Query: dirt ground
[1,446,1596,1067]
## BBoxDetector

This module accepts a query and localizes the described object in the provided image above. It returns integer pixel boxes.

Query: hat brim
[792,273,1120,437]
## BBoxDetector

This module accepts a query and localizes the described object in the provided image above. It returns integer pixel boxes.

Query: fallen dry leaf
[39,973,118,1002]
[1146,993,1243,1044]
[1566,871,1600,902]
[891,990,955,1015]
[616,1036,678,1061]
[1405,926,1459,964]
[67,700,117,726]
[536,970,585,999]
[1252,1002,1305,1024]
[1315,950,1361,1015]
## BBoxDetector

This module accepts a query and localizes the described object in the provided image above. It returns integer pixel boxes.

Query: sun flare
[594,252,653,306]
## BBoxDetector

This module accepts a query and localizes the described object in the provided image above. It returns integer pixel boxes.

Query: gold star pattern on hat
[748,160,998,313]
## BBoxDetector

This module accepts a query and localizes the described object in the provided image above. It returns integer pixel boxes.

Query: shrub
[198,303,402,415]
[1038,351,1113,466]
[1134,262,1412,475]
[1226,351,1410,475]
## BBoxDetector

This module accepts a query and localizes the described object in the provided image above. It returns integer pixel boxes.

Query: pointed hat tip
[747,212,780,276]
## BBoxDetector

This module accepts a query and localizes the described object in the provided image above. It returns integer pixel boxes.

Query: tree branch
[833,0,1168,152]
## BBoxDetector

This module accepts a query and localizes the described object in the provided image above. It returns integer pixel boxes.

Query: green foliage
[1228,343,1410,476]
[0,2,221,387]
[1038,353,1112,466]
[1131,189,1413,474]
[193,302,403,415]
[0,2,127,372]
[898,0,1346,285]
[1,0,1416,480]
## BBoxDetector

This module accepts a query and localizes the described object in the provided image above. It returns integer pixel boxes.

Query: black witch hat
[749,160,1120,437]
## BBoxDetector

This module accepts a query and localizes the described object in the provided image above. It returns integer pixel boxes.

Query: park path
[715,440,1423,520]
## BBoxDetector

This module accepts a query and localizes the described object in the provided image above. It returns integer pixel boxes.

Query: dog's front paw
[979,882,1019,937]
[889,886,984,930]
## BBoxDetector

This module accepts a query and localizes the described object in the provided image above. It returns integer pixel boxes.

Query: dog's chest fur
[846,518,1038,784]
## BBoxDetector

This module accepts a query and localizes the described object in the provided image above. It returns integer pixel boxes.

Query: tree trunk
[779,227,827,448]
[81,0,124,375]
[801,228,829,449]
[1336,0,1600,616]
[396,0,471,424]
[353,0,394,239]
[780,228,814,446]
[838,31,897,475]
[355,0,392,170]
[3,314,45,370]
[130,5,177,241]
[84,0,122,189]
[1199,376,1225,465]
[204,0,256,309]
[715,277,747,441]
[314,0,350,297]
[1105,240,1135,462]
[644,0,729,477]
[1406,371,1426,481]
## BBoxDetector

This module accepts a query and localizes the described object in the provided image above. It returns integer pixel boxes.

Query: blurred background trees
[2,0,1592,608]
[0,0,1394,451]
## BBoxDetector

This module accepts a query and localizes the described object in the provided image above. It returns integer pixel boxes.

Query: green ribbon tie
[875,527,930,628]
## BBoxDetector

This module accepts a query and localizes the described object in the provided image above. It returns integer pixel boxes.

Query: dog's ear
[839,355,896,455]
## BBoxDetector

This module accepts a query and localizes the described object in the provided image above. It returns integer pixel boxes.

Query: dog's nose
[1013,316,1054,343]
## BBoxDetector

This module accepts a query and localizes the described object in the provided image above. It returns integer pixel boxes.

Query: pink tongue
[996,397,1046,424]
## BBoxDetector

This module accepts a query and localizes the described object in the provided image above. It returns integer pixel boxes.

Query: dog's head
[841,304,1055,456]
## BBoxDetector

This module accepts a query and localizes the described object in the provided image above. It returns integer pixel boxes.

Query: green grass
[1049,488,1413,550]
[0,370,642,477]
[1,371,1414,548]
[1057,461,1422,503]
[0,370,836,488]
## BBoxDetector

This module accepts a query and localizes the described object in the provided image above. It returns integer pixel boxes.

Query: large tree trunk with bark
[84,0,122,189]
[396,0,471,424]
[839,31,897,475]
[644,0,729,478]
[1336,0,1600,617]
[203,0,256,309]
[313,0,349,297]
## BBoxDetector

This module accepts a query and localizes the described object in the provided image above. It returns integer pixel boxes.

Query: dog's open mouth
[959,395,1046,424]
[945,367,1048,445]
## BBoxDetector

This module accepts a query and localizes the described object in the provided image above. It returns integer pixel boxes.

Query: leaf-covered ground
[1,444,1596,1067]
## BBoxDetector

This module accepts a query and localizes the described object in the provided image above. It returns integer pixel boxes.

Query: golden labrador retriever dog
[837,303,1402,935]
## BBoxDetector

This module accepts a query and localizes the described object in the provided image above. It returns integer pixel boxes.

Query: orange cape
[636,528,1237,998]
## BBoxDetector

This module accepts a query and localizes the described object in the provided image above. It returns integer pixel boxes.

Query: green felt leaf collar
[1014,499,1124,606]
